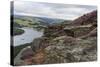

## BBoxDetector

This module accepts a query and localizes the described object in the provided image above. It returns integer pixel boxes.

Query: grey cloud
[13,1,97,20]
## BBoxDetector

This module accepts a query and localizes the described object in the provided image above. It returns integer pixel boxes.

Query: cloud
[13,1,97,20]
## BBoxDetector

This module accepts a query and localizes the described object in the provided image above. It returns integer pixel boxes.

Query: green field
[13,28,24,36]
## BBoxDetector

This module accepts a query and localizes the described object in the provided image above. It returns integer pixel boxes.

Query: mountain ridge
[14,15,68,24]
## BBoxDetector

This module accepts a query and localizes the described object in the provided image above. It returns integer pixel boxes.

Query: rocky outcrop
[43,11,97,38]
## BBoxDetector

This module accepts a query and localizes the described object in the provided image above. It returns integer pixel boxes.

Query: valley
[13,10,97,66]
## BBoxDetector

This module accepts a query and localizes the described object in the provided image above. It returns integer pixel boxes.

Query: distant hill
[14,15,67,24]
[34,16,65,24]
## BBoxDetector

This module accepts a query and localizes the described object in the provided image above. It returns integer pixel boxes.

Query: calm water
[13,27,43,46]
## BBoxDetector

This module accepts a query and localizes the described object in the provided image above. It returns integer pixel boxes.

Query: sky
[13,1,97,20]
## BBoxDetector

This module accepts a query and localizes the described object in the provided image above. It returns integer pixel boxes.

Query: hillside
[71,10,97,25]
[14,10,97,65]
[14,15,66,25]
[14,15,67,31]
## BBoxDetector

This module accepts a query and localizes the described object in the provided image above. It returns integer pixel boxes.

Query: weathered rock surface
[44,36,97,63]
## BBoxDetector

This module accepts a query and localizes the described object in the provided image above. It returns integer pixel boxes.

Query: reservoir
[13,27,43,46]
